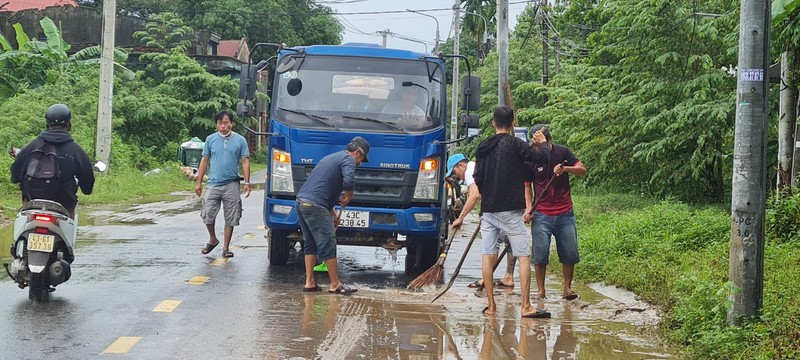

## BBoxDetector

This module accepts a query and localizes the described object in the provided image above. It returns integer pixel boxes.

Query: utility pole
[728,0,770,326]
[377,29,389,47]
[497,0,509,106]
[541,0,549,89]
[450,1,461,143]
[555,36,561,75]
[778,51,797,190]
[96,0,115,166]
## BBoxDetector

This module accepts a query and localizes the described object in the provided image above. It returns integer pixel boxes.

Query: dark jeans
[297,199,337,261]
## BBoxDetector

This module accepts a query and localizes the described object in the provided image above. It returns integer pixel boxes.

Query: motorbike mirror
[93,161,107,172]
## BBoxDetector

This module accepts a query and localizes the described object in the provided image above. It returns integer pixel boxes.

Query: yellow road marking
[256,225,266,230]
[243,232,258,239]
[230,245,242,251]
[152,300,182,313]
[187,276,209,285]
[210,258,231,266]
[103,336,142,354]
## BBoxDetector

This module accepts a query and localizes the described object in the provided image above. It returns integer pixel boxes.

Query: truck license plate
[27,233,55,253]
[338,210,369,228]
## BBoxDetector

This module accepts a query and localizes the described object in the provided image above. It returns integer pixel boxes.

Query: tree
[170,0,342,61]
[133,12,193,52]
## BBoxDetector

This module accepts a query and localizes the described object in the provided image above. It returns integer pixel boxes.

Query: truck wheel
[404,237,440,276]
[268,229,291,266]
[28,272,49,303]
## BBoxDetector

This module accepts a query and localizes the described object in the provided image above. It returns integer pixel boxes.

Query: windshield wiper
[341,115,407,133]
[277,107,336,129]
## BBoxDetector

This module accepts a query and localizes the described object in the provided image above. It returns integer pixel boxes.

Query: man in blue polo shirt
[196,110,251,258]
[297,136,369,295]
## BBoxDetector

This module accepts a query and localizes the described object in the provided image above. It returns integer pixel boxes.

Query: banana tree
[0,16,133,97]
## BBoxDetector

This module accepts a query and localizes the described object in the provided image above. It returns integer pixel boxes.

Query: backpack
[22,138,62,199]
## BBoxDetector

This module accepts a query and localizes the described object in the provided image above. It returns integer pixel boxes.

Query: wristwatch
[244,181,250,185]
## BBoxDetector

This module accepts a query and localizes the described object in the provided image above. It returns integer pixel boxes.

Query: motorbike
[4,146,106,302]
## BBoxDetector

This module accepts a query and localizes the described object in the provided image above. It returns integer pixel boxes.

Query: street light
[407,8,440,52]
[463,11,489,43]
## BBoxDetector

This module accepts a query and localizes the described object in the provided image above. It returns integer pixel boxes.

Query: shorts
[531,209,580,265]
[200,182,243,226]
[297,199,337,261]
[480,210,531,257]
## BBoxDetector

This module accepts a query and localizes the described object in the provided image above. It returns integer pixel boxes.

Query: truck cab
[260,44,477,275]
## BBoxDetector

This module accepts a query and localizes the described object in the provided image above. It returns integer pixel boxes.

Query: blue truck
[246,43,479,275]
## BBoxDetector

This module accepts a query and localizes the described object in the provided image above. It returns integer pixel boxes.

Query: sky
[321,0,530,54]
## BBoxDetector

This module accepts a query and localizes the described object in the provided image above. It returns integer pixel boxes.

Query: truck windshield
[273,55,444,133]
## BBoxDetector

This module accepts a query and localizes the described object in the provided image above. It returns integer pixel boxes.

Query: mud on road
[0,189,673,359]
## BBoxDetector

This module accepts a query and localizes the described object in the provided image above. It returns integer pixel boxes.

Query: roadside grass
[572,193,800,359]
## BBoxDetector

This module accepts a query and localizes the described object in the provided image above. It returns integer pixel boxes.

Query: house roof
[218,39,245,58]
[0,0,78,13]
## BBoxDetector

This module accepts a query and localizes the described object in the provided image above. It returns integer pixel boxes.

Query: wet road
[0,187,673,359]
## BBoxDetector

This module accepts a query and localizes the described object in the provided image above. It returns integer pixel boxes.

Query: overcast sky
[322,0,529,53]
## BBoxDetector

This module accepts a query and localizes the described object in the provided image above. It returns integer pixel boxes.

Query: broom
[406,228,459,290]
[431,220,481,303]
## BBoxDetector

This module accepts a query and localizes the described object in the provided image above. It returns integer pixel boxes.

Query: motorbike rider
[10,104,95,218]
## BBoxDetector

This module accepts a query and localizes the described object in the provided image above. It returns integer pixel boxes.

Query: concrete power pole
[497,0,509,106]
[728,0,770,326]
[378,29,389,47]
[450,2,460,143]
[778,51,797,190]
[541,0,549,89]
[96,0,115,166]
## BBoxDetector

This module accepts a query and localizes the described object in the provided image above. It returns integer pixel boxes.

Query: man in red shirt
[524,124,587,301]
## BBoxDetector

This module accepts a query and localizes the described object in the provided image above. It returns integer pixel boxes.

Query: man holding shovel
[472,106,549,317]
[524,124,586,301]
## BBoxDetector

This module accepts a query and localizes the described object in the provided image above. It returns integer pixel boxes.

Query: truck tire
[404,237,441,276]
[268,229,291,266]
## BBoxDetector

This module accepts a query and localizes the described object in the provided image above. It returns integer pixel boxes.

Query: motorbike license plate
[338,210,369,228]
[27,233,55,253]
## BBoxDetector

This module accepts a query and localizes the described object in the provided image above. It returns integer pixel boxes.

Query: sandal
[201,241,219,254]
[303,285,323,292]
[328,284,357,295]
[563,290,578,300]
[493,280,514,288]
[222,249,234,258]
[467,280,483,288]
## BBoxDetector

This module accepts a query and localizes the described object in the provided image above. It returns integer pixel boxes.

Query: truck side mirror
[461,76,481,111]
[238,63,258,101]
[461,114,480,128]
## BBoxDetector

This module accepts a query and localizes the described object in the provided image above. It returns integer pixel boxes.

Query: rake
[406,229,459,290]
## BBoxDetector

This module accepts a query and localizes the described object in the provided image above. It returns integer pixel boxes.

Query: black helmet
[45,104,71,125]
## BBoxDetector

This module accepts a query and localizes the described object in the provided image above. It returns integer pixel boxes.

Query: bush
[766,189,800,243]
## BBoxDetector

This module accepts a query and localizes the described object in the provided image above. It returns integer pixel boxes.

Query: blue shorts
[480,210,531,257]
[531,209,580,265]
[297,199,337,261]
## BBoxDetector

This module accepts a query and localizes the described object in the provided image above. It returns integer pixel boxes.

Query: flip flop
[303,285,322,292]
[563,291,578,300]
[493,280,514,288]
[222,249,234,258]
[522,309,552,318]
[467,280,483,288]
[328,284,357,295]
[481,306,496,316]
[201,241,219,254]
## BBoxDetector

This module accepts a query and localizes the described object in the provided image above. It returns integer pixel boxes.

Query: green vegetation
[573,192,800,359]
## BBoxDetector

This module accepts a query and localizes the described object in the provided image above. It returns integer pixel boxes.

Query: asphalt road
[0,186,674,359]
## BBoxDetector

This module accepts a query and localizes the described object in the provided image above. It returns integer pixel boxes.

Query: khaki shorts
[200,182,242,226]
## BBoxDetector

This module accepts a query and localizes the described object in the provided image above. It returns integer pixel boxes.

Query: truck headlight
[413,157,439,201]
[270,149,294,193]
